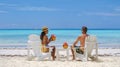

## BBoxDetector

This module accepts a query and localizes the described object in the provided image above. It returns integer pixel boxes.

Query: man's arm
[72,36,80,47]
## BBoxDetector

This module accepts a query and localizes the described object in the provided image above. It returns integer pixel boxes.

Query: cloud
[17,6,60,11]
[0,10,8,13]
[0,3,61,12]
[114,8,120,11]
[78,14,82,16]
[0,3,5,5]
[0,3,16,7]
[85,12,120,16]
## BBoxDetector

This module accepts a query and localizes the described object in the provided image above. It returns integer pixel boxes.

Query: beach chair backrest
[85,36,97,57]
[28,34,41,57]
[28,34,40,41]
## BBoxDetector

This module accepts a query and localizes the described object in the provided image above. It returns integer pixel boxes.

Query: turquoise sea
[0,29,120,48]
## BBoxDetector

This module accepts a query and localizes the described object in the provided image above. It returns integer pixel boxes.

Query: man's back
[79,34,89,47]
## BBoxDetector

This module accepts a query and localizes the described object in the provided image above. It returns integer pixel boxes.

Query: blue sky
[0,0,120,29]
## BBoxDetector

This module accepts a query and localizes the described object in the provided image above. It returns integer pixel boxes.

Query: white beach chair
[27,34,52,61]
[74,35,98,61]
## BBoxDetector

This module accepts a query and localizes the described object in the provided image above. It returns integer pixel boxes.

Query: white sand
[0,48,120,56]
[0,56,120,67]
[0,48,120,67]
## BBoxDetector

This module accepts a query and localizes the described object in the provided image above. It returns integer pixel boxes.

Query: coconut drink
[63,42,68,49]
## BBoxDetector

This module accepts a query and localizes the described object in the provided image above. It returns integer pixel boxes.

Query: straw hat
[42,26,48,32]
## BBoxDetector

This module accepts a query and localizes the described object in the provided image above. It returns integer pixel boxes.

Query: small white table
[56,47,70,61]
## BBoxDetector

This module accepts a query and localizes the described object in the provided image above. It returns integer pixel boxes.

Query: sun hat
[42,26,48,32]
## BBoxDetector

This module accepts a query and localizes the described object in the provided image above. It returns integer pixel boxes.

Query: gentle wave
[0,29,120,48]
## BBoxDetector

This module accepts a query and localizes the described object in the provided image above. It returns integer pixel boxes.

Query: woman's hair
[40,32,46,41]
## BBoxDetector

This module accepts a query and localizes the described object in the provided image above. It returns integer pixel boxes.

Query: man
[71,26,89,60]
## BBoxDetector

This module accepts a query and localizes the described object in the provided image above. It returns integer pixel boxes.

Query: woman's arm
[43,35,51,45]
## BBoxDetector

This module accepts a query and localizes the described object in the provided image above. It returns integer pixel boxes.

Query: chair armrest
[45,46,53,52]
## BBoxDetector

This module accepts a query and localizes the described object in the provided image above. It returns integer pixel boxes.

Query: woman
[40,26,56,60]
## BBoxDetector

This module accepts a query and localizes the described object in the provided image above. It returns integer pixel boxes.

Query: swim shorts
[75,46,84,54]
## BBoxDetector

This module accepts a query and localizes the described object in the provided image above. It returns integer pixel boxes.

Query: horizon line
[0,28,120,30]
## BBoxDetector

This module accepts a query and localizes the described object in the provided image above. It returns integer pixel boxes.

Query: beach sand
[0,48,120,67]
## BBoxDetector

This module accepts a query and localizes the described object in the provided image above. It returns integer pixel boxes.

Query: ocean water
[0,29,120,48]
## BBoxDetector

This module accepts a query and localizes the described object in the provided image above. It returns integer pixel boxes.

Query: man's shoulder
[80,34,89,37]
[78,35,82,38]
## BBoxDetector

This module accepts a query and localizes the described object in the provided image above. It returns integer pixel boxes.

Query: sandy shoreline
[0,48,120,67]
[0,48,120,56]
[0,56,120,67]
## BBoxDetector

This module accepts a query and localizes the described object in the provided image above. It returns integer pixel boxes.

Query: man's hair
[82,26,87,33]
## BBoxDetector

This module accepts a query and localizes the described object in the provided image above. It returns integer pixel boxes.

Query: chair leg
[28,54,34,61]
[56,49,59,60]
[49,55,51,60]
[83,58,87,62]
[66,49,69,61]
[27,47,33,61]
